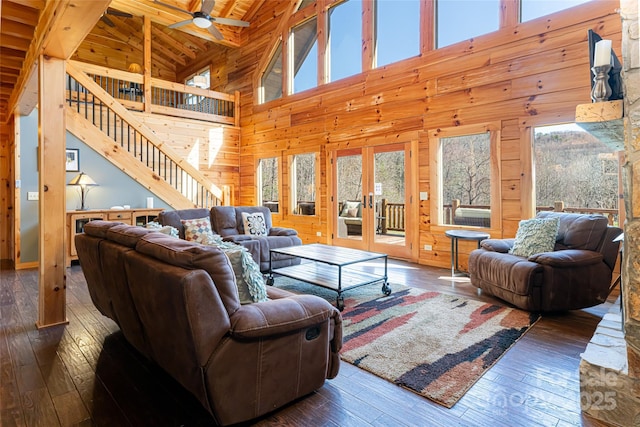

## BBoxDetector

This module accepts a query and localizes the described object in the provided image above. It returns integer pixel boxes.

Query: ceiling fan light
[193,16,210,28]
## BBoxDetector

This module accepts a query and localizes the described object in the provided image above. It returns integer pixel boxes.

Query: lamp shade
[193,75,208,88]
[68,172,97,210]
[68,172,97,187]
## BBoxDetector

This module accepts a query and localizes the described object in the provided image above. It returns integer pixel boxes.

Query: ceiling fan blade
[210,16,250,28]
[207,24,224,40]
[101,15,116,27]
[106,8,133,18]
[168,19,193,29]
[153,0,193,16]
[201,0,216,16]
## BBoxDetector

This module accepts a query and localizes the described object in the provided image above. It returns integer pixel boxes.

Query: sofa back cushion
[210,206,240,237]
[136,233,241,316]
[536,211,608,251]
[157,208,210,239]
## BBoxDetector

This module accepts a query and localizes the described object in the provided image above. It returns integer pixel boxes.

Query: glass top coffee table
[268,243,391,311]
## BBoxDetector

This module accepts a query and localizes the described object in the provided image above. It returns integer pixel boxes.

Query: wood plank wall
[132,113,241,193]
[194,0,622,268]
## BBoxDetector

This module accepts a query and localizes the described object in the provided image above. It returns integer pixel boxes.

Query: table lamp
[68,172,98,210]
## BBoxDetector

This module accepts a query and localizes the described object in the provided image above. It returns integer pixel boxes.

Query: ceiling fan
[100,8,133,27]
[154,0,250,40]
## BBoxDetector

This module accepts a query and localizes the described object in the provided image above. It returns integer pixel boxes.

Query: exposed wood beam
[1,1,40,25]
[1,18,36,38]
[7,0,110,122]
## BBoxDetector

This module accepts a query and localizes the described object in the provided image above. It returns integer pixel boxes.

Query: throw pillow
[201,233,267,304]
[181,216,214,243]
[509,217,559,258]
[241,212,267,236]
[347,207,359,218]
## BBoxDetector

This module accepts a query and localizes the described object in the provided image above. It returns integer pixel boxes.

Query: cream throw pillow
[509,217,559,258]
[241,212,267,236]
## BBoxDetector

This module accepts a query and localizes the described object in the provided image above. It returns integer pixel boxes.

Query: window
[376,0,419,67]
[292,17,318,94]
[429,123,500,229]
[436,0,500,48]
[258,157,279,213]
[291,153,317,216]
[261,42,283,103]
[521,0,592,22]
[534,123,618,223]
[328,0,362,82]
[184,67,210,105]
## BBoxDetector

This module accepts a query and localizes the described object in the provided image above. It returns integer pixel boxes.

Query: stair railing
[66,62,223,209]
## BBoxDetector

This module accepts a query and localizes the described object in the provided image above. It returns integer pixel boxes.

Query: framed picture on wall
[66,149,79,172]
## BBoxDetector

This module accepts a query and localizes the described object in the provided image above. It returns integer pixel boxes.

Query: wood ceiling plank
[0,34,31,51]
[151,25,197,59]
[1,18,36,39]
[2,1,40,25]
[5,0,45,10]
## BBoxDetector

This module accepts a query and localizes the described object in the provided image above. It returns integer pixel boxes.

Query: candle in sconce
[593,39,612,67]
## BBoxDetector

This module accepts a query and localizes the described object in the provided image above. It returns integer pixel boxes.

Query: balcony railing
[68,60,239,126]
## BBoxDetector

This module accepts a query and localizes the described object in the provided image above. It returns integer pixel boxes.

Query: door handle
[369,193,373,209]
[363,195,367,209]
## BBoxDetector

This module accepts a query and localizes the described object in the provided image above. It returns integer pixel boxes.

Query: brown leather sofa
[468,212,622,312]
[75,221,342,426]
[158,206,302,272]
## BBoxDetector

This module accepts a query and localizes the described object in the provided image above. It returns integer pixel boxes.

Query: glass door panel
[333,144,413,259]
[335,150,363,242]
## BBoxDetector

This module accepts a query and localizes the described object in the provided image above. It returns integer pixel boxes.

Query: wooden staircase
[65,62,225,210]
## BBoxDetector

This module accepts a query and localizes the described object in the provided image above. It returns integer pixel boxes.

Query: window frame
[289,151,320,216]
[257,156,281,214]
[428,122,502,230]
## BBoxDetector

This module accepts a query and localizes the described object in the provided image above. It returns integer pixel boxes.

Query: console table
[66,208,163,267]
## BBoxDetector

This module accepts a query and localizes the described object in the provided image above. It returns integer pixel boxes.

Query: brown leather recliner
[468,212,622,312]
[75,221,342,426]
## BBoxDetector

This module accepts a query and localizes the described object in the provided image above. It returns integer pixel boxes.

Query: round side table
[445,229,490,277]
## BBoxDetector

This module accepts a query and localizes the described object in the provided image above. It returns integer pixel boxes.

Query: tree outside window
[258,157,279,212]
[534,124,618,221]
[291,153,316,215]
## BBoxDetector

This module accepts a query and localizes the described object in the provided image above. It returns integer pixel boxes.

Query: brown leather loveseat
[468,212,622,312]
[75,221,342,426]
[158,206,302,272]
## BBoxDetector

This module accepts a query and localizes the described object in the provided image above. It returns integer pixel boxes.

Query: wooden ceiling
[0,0,263,121]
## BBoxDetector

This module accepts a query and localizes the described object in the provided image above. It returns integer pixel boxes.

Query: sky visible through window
[288,0,593,96]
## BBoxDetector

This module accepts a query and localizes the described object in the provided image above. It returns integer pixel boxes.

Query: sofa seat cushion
[509,217,559,257]
[469,250,543,296]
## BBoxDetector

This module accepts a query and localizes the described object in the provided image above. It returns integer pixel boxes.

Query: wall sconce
[68,172,98,210]
[591,39,612,102]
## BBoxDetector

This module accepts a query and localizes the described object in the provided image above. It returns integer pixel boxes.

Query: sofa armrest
[223,234,252,242]
[269,227,298,236]
[528,249,603,267]
[480,238,514,253]
[230,295,339,339]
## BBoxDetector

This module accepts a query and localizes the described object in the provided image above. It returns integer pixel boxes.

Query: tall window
[258,157,279,213]
[376,0,419,67]
[291,153,317,216]
[328,0,362,82]
[261,42,283,103]
[534,123,618,222]
[430,123,499,229]
[436,0,500,48]
[521,0,592,22]
[292,17,318,94]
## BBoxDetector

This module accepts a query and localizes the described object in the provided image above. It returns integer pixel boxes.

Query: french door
[331,143,415,260]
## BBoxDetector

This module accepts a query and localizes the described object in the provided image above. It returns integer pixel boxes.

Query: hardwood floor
[0,259,616,427]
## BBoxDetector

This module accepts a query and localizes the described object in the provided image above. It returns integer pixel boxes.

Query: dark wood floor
[0,259,616,427]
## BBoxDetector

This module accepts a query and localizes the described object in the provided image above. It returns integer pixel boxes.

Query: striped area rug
[275,279,540,408]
